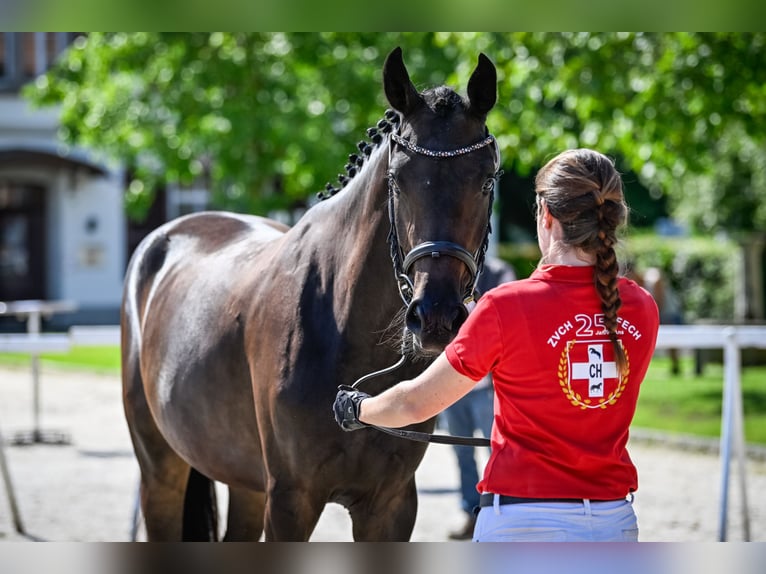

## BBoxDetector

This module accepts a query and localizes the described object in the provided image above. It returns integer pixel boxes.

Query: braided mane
[317,109,400,201]
[317,85,469,201]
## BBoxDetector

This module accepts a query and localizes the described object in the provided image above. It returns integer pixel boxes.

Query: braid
[594,207,627,376]
[535,148,629,377]
[317,110,399,201]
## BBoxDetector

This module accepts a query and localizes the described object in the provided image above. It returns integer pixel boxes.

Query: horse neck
[333,143,394,282]
[303,143,402,323]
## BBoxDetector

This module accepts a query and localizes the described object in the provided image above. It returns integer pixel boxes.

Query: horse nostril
[407,299,468,337]
[405,301,424,335]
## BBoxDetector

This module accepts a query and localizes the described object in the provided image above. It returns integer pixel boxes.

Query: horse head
[383,47,500,356]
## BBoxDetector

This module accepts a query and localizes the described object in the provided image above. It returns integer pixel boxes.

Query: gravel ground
[0,364,764,542]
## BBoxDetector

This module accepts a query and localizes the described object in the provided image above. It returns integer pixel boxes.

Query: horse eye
[481,177,495,195]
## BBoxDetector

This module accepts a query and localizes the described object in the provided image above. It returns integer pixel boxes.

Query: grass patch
[0,345,121,374]
[633,355,766,445]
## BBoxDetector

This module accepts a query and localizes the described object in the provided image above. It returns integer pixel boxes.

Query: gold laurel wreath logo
[558,340,630,410]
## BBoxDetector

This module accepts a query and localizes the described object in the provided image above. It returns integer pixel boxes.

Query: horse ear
[383,47,423,115]
[467,53,497,117]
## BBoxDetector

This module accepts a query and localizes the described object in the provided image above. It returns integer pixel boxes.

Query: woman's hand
[333,386,371,431]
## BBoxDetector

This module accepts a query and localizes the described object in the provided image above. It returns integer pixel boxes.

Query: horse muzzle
[405,294,469,356]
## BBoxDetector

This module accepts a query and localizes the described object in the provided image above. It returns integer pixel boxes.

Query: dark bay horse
[122,47,500,541]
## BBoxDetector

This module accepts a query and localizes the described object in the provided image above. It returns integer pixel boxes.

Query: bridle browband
[390,132,496,158]
[350,127,502,448]
[387,130,502,306]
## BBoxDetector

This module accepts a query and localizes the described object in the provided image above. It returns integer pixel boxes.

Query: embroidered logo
[558,340,630,410]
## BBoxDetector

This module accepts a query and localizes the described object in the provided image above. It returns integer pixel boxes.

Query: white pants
[473,495,638,542]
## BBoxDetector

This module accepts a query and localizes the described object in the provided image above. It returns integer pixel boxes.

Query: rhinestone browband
[390,132,496,158]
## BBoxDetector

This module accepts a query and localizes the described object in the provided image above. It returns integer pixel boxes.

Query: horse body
[122,47,498,541]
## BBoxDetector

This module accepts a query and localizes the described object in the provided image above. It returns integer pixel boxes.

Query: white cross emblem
[571,344,617,398]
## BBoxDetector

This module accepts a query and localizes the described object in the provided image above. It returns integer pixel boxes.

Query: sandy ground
[0,364,764,543]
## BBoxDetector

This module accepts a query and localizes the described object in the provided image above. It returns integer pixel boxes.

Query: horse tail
[182,467,219,541]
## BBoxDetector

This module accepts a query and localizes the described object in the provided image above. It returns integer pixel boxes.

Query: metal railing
[655,324,766,541]
[0,300,119,536]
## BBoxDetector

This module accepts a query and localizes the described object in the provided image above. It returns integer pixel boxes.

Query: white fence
[0,326,120,353]
[655,325,766,542]
[0,325,119,439]
[0,323,121,535]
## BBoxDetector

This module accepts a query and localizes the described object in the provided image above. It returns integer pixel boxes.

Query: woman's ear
[539,199,553,229]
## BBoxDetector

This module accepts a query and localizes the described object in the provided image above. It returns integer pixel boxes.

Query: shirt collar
[530,264,595,283]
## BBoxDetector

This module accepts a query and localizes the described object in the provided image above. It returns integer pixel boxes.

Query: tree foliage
[26,32,766,234]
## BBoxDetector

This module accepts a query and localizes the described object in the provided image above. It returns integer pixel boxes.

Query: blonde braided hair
[535,149,628,376]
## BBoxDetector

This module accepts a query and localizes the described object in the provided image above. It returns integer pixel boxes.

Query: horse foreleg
[223,486,266,541]
[349,478,419,541]
[262,485,325,541]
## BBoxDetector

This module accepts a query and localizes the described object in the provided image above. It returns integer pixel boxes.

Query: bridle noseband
[386,130,502,306]
[402,240,478,280]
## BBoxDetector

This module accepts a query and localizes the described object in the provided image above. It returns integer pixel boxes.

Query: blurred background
[1,32,764,331]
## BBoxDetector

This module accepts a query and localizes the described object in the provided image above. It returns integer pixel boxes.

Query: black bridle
[351,129,502,448]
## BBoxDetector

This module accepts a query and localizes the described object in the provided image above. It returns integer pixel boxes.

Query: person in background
[624,264,683,376]
[642,267,683,375]
[335,148,659,542]
[443,256,516,540]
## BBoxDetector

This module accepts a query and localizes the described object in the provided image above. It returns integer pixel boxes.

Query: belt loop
[583,498,592,516]
[627,492,635,503]
[493,493,501,515]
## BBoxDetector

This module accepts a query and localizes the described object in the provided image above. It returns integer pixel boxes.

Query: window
[0,182,46,300]
[0,32,75,93]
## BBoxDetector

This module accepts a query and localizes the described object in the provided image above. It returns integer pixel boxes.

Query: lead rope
[350,337,491,448]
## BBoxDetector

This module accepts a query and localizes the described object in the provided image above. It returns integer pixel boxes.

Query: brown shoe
[448,514,476,540]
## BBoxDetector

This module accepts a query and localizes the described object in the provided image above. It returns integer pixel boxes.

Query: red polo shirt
[445,265,659,500]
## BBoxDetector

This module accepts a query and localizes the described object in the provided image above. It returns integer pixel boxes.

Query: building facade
[0,33,209,330]
[0,33,129,328]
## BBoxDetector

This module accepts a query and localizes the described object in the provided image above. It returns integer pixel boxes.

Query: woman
[334,148,659,542]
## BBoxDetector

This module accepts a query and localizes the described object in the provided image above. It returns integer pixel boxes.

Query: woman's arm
[356,353,479,428]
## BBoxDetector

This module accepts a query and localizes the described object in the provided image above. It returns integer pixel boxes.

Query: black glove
[334,385,371,431]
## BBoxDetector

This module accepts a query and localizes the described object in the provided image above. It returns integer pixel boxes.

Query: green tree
[473,32,766,236]
[26,33,766,234]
